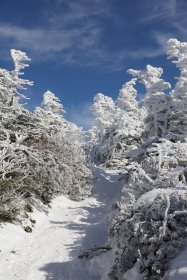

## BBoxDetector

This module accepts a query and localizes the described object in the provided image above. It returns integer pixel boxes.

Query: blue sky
[0,0,186,127]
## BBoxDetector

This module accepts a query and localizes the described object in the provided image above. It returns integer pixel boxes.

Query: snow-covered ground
[0,166,123,280]
[164,240,187,280]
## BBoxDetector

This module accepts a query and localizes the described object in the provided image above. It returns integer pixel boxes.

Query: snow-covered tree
[0,49,33,112]
[35,90,82,144]
[41,90,65,114]
[88,79,144,168]
[35,90,67,137]
[92,93,115,136]
[128,65,171,137]
[167,38,187,140]
[115,78,139,113]
[88,93,116,163]
[108,78,144,168]
[0,50,35,222]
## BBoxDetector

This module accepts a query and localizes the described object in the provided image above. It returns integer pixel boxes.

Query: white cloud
[0,23,101,61]
[140,0,177,23]
[0,0,184,69]
[0,0,109,65]
[0,21,166,70]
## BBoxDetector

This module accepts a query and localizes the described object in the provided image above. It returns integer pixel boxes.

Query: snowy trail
[0,166,123,280]
[164,241,187,280]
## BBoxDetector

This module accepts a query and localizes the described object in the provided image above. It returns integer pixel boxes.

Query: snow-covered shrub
[109,138,187,279]
[109,189,187,280]
[23,132,91,203]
